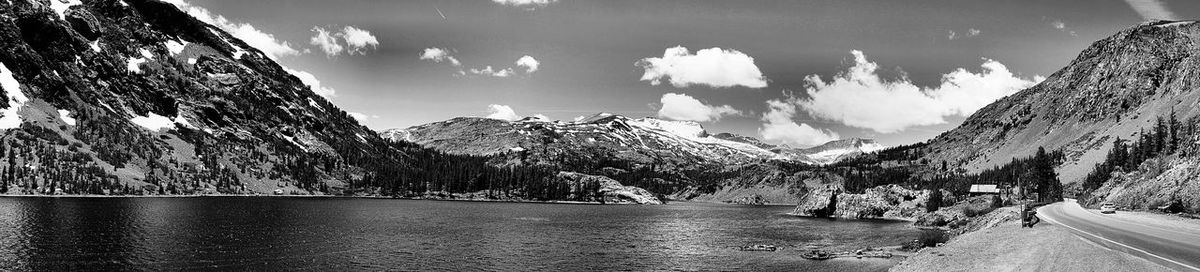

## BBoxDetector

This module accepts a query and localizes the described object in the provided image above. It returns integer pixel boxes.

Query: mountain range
[3,0,1198,209]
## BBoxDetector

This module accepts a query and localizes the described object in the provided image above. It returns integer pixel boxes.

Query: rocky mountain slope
[0,0,411,194]
[922,20,1200,184]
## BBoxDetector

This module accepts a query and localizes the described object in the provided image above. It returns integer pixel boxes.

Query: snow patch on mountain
[126,57,147,74]
[165,40,189,55]
[0,63,28,129]
[48,0,81,20]
[58,110,76,126]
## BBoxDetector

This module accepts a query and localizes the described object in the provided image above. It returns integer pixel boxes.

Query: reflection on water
[0,197,926,271]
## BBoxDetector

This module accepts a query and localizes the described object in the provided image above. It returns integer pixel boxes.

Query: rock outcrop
[792,184,949,221]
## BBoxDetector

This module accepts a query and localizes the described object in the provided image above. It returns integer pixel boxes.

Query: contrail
[435,6,446,20]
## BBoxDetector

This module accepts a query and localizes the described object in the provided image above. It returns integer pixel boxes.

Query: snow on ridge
[48,0,82,20]
[58,110,76,126]
[90,41,101,53]
[0,62,29,129]
[130,113,174,131]
[130,113,193,131]
[165,40,190,55]
[126,57,146,74]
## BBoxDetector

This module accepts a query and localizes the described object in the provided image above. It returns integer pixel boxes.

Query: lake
[0,197,928,271]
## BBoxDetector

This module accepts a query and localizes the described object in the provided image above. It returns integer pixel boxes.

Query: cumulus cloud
[656,93,741,122]
[492,0,558,8]
[310,26,379,57]
[1122,0,1177,21]
[797,50,1042,133]
[485,104,521,121]
[420,49,538,78]
[284,67,337,97]
[419,47,462,66]
[637,46,768,88]
[164,0,301,59]
[758,99,839,147]
[516,55,540,73]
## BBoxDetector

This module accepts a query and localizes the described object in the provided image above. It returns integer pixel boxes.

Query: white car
[1100,203,1117,214]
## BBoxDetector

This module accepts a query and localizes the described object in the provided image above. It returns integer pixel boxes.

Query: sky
[166,0,1200,147]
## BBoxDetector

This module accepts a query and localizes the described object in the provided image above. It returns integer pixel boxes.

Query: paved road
[1039,200,1200,271]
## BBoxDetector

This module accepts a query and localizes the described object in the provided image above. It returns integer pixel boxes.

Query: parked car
[1100,203,1117,214]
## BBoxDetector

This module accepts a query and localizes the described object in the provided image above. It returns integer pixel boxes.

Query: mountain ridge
[921,19,1200,184]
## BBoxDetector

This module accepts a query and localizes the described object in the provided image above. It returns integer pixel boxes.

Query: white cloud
[1122,0,1177,21]
[165,0,301,60]
[310,26,379,57]
[469,66,514,77]
[797,50,1042,133]
[348,112,370,122]
[340,26,380,53]
[310,27,343,56]
[492,0,558,8]
[967,28,982,37]
[758,99,838,148]
[656,93,741,122]
[419,47,461,66]
[485,104,520,121]
[1050,19,1077,36]
[284,67,337,97]
[421,50,537,78]
[949,28,981,40]
[637,46,768,88]
[516,55,540,73]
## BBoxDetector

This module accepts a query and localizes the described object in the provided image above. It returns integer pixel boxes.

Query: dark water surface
[0,197,927,271]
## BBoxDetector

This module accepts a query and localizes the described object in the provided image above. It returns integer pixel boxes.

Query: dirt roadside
[890,208,1171,272]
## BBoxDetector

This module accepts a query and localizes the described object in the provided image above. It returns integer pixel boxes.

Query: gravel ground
[891,209,1171,272]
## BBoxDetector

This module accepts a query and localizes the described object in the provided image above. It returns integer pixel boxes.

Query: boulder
[65,8,102,40]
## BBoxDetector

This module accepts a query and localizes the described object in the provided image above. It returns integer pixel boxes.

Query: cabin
[968,184,1000,196]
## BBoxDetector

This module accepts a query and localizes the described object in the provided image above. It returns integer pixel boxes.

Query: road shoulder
[891,208,1170,272]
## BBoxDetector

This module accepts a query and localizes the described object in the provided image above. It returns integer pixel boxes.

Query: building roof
[969,184,1000,193]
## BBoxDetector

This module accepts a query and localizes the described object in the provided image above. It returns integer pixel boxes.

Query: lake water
[0,197,928,271]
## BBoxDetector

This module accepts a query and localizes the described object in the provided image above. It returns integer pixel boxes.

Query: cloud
[469,66,514,77]
[797,50,1042,133]
[949,28,982,40]
[516,55,540,73]
[1122,0,1177,21]
[1049,19,1078,36]
[758,99,839,147]
[492,0,558,8]
[310,26,379,57]
[284,67,337,97]
[420,49,538,78]
[637,46,768,88]
[164,0,301,59]
[348,112,369,122]
[310,27,343,56]
[340,26,380,53]
[419,47,462,66]
[485,104,520,121]
[656,93,741,122]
